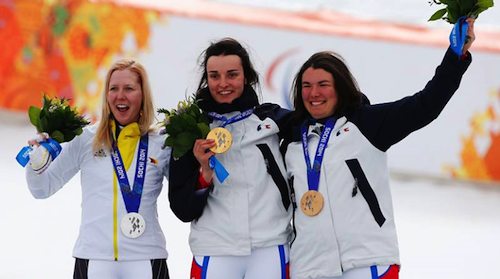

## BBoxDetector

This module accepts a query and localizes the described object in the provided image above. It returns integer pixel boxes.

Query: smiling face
[107,69,143,126]
[301,67,338,119]
[206,54,246,104]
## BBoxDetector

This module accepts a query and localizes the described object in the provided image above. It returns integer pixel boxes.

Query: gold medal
[206,127,233,153]
[300,190,324,216]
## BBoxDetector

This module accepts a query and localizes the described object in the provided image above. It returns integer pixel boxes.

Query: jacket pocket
[256,144,291,210]
[345,159,386,227]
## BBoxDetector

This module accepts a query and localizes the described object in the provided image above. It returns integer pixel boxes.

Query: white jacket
[168,101,294,256]
[26,123,171,261]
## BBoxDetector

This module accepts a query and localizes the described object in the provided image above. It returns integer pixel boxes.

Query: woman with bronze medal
[168,38,294,279]
[25,60,171,279]
[283,19,476,279]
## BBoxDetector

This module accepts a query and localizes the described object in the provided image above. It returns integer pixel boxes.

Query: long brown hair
[92,59,156,153]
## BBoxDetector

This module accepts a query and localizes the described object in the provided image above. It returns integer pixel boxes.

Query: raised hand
[463,18,475,55]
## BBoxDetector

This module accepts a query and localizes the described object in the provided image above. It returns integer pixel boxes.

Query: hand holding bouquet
[428,0,494,55]
[16,93,90,173]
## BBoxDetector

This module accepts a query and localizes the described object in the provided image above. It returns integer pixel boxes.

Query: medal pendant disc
[300,190,324,216]
[207,127,232,153]
[120,212,146,238]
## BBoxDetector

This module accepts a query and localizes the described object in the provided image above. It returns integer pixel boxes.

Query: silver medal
[120,212,146,238]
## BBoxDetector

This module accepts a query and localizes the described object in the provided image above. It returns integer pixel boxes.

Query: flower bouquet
[428,0,494,23]
[29,93,90,142]
[16,93,90,171]
[157,96,211,159]
[428,0,494,55]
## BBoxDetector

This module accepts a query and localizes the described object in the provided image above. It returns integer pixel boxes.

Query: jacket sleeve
[351,47,472,152]
[168,150,212,222]
[25,130,84,199]
[256,103,294,140]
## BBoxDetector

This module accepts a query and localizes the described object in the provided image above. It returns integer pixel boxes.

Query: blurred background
[1,0,500,278]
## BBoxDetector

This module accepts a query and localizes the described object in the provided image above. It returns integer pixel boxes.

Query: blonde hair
[92,59,156,153]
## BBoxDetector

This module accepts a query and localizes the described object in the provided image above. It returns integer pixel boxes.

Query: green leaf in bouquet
[429,8,448,20]
[62,130,76,142]
[42,94,50,108]
[28,106,41,130]
[199,113,210,125]
[74,127,84,136]
[51,130,65,143]
[477,0,494,8]
[198,122,211,139]
[164,136,175,148]
[459,0,476,15]
[471,0,494,17]
[48,113,63,130]
[182,113,197,127]
[446,1,461,23]
[173,145,190,159]
[166,115,183,136]
[39,116,51,133]
[172,131,199,158]
[176,131,198,148]
[190,103,201,118]
[157,108,170,115]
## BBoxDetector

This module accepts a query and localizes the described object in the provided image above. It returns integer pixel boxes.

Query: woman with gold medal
[168,38,294,279]
[283,19,476,279]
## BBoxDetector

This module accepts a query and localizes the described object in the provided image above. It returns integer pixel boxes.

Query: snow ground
[1,119,499,279]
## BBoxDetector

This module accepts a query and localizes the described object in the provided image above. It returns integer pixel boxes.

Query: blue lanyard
[110,134,149,213]
[300,118,336,191]
[207,108,254,128]
[16,138,62,167]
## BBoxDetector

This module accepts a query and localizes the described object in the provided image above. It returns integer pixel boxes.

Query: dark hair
[292,51,362,120]
[195,37,260,100]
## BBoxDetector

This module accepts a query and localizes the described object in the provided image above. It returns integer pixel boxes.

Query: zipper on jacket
[289,175,297,248]
[345,159,386,227]
[113,177,119,261]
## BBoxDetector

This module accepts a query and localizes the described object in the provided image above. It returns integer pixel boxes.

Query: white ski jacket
[26,123,171,261]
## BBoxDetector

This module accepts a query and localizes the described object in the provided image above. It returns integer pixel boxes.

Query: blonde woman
[26,59,171,279]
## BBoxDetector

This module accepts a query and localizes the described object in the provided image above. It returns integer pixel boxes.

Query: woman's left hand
[463,18,475,55]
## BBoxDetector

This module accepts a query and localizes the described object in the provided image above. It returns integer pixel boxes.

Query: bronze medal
[300,190,324,216]
[206,127,232,153]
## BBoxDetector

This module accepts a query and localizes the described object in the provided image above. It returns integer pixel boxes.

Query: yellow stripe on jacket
[111,120,141,260]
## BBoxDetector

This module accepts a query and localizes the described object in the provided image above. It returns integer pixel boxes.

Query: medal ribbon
[449,16,469,57]
[110,134,148,213]
[207,108,255,128]
[205,108,254,183]
[16,138,62,167]
[300,118,336,191]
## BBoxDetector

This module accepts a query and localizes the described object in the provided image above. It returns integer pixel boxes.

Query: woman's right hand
[28,132,49,146]
[193,139,216,182]
[28,133,52,175]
